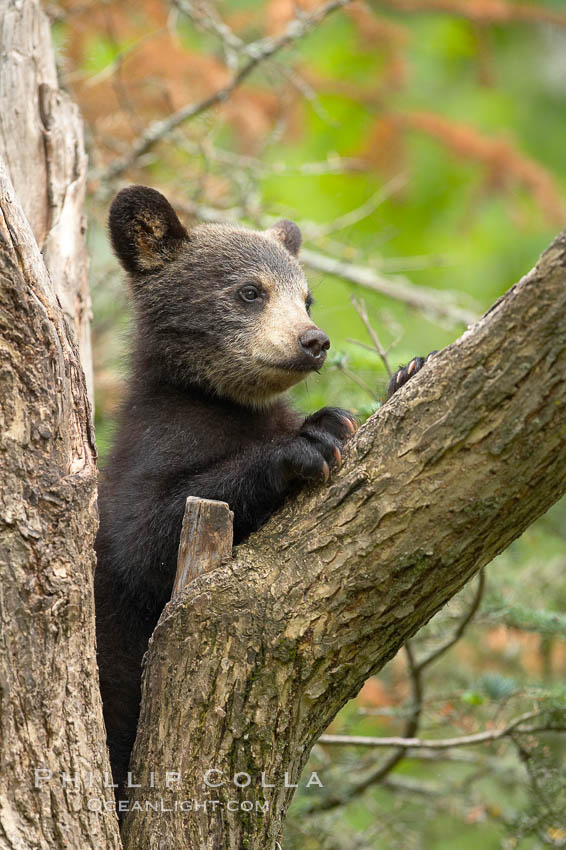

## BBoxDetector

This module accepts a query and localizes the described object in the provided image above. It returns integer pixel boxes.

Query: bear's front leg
[228,408,357,539]
[184,408,357,544]
[387,351,437,399]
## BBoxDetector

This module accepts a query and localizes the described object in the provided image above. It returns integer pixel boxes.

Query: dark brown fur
[95,186,357,798]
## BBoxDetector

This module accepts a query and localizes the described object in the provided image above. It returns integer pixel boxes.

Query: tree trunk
[122,231,566,849]
[0,1,120,847]
[0,0,93,404]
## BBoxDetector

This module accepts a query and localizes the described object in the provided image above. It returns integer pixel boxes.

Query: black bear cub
[95,185,429,798]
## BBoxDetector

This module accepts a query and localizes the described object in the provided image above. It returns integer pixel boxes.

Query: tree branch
[122,230,566,849]
[413,568,485,671]
[350,295,395,378]
[96,0,354,183]
[299,246,477,325]
[305,571,485,814]
[318,709,566,749]
[173,197,479,326]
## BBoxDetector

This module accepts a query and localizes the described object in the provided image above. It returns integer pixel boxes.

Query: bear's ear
[108,185,189,275]
[266,219,302,257]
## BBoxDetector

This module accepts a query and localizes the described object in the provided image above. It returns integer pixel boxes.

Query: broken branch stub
[172,496,234,598]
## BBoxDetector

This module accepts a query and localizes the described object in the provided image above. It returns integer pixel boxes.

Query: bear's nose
[299,328,330,361]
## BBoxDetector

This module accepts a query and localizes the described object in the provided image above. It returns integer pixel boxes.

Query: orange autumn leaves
[56,0,565,225]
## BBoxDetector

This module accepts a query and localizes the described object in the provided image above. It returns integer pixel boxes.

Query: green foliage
[479,672,517,700]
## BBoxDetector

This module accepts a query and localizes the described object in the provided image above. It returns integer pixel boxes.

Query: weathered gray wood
[172,497,234,597]
[0,3,119,845]
[122,230,566,850]
[0,0,93,403]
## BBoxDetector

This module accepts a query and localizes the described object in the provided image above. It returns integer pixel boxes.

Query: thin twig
[96,0,355,183]
[172,0,244,63]
[381,776,443,796]
[346,338,382,355]
[171,198,478,326]
[303,173,408,239]
[350,295,394,378]
[300,247,477,326]
[307,571,486,813]
[276,62,339,126]
[167,138,366,176]
[414,569,485,672]
[333,359,380,401]
[318,710,565,749]
[305,642,425,813]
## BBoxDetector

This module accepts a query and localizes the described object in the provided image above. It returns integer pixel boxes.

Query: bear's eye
[305,294,314,316]
[239,285,261,303]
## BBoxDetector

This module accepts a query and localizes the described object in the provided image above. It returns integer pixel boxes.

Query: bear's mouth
[264,354,326,375]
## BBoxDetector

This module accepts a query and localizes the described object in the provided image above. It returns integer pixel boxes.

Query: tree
[1,1,566,848]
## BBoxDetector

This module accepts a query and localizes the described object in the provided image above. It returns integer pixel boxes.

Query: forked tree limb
[0,0,93,403]
[0,161,121,847]
[122,231,566,849]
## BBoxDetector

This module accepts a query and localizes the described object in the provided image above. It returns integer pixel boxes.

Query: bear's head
[109,185,331,407]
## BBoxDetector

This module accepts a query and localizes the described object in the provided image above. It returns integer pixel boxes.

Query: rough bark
[0,161,120,849]
[0,0,93,403]
[0,2,120,846]
[122,231,566,849]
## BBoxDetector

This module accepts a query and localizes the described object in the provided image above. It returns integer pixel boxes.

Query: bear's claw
[387,351,437,400]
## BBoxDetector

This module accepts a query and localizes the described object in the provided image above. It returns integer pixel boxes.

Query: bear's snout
[298,328,330,365]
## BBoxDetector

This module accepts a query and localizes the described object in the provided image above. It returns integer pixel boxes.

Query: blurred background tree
[49,0,566,846]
